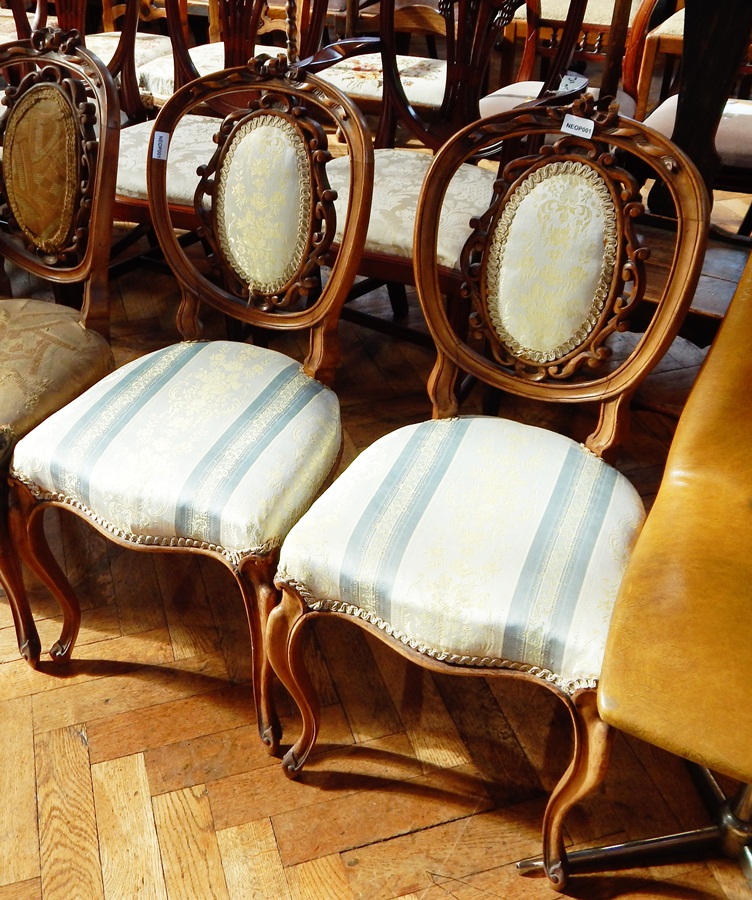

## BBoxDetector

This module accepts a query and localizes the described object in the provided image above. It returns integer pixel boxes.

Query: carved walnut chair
[321,0,591,342]
[266,96,709,889]
[0,28,119,665]
[8,53,373,752]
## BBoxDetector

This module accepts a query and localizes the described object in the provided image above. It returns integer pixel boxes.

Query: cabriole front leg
[10,482,81,661]
[1,475,41,665]
[266,585,320,780]
[517,687,613,890]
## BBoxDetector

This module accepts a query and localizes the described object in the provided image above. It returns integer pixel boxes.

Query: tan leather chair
[519,244,752,886]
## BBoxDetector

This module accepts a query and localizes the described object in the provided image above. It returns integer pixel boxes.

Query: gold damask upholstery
[0,30,119,666]
[9,53,373,754]
[266,97,709,891]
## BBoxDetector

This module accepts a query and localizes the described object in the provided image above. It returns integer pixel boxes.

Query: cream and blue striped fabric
[11,341,341,566]
[276,417,645,692]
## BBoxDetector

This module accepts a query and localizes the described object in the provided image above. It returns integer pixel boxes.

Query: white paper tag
[561,114,595,139]
[152,131,169,160]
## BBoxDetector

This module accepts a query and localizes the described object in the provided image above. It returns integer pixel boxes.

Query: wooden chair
[640,5,752,236]
[266,95,709,890]
[5,0,174,122]
[518,222,752,889]
[0,28,119,665]
[134,0,329,107]
[482,0,660,118]
[8,52,373,752]
[323,0,590,344]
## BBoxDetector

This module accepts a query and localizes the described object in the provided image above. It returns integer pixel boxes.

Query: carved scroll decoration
[193,88,336,313]
[460,132,648,382]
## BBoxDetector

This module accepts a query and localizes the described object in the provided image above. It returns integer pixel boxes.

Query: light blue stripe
[50,343,205,506]
[340,419,472,617]
[541,460,617,667]
[501,445,616,672]
[174,363,317,540]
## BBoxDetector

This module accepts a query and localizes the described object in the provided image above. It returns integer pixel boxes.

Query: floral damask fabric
[321,53,446,108]
[277,416,645,693]
[0,298,114,442]
[328,148,496,268]
[117,115,219,205]
[487,160,617,362]
[136,41,273,106]
[11,341,341,565]
[217,116,310,293]
[85,31,173,72]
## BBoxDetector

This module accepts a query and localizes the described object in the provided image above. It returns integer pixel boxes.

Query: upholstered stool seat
[116,114,219,205]
[479,83,637,119]
[11,340,342,562]
[328,148,496,268]
[320,53,447,111]
[136,41,273,106]
[276,416,645,691]
[645,94,752,170]
[0,298,114,445]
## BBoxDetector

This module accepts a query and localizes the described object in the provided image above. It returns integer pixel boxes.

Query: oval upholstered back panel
[486,159,618,364]
[215,113,312,294]
[4,83,80,254]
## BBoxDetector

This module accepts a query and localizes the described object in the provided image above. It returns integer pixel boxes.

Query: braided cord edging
[12,475,278,569]
[279,578,597,696]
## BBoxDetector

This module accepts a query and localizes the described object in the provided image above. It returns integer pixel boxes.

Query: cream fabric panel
[277,417,645,692]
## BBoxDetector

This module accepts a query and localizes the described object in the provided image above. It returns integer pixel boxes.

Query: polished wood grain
[0,221,750,897]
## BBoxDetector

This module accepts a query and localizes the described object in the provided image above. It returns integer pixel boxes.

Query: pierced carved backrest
[146,55,373,384]
[414,98,709,457]
[0,29,120,336]
[378,0,590,149]
[165,0,328,93]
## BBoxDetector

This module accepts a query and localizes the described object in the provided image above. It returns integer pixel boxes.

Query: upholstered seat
[12,340,341,562]
[0,300,113,444]
[116,114,219,206]
[320,51,446,111]
[136,40,274,105]
[276,416,644,691]
[329,149,496,268]
[646,94,752,171]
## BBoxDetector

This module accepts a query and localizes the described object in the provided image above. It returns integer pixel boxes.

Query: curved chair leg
[0,478,41,665]
[266,585,320,780]
[10,482,81,661]
[238,555,282,755]
[518,688,613,891]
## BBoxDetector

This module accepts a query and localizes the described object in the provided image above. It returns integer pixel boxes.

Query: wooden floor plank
[35,726,104,900]
[152,785,229,900]
[0,696,39,887]
[91,754,168,900]
[216,818,292,900]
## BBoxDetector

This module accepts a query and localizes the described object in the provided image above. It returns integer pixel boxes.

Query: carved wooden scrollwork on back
[0,46,99,266]
[194,91,336,314]
[460,128,648,382]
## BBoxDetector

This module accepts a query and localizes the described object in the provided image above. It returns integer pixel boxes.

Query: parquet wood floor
[1,212,751,899]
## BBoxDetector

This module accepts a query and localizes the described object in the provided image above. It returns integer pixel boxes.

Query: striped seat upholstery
[276,416,645,692]
[11,341,342,565]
